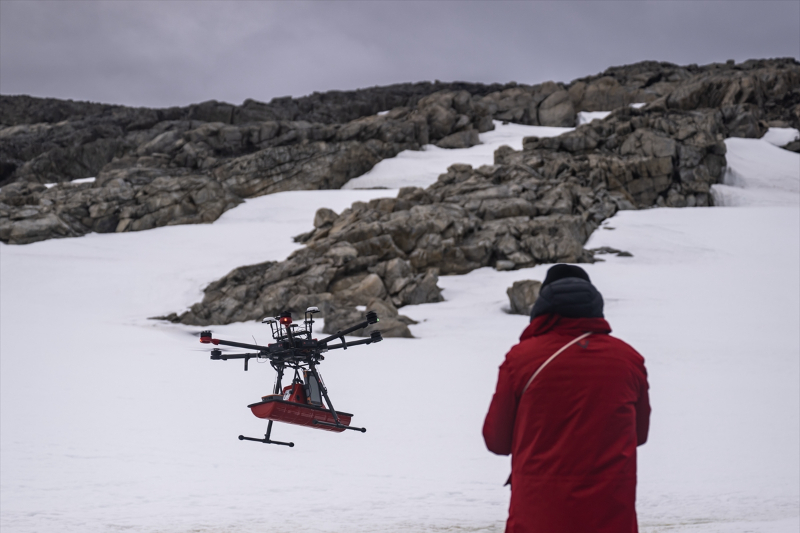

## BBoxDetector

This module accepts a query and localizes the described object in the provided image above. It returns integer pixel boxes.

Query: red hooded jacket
[483,314,650,533]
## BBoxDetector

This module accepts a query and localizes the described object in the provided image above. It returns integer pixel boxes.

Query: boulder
[507,280,542,315]
[435,129,480,149]
[782,140,800,153]
[321,297,414,338]
[314,207,338,228]
[538,90,576,127]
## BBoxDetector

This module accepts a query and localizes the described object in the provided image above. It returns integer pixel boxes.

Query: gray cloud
[1,0,798,108]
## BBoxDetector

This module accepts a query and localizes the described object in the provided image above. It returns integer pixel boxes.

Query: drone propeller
[189,347,250,354]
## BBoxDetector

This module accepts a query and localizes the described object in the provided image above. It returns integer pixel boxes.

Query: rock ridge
[167,87,766,334]
[2,58,797,245]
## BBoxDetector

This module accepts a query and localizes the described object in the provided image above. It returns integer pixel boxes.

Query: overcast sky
[1,1,798,108]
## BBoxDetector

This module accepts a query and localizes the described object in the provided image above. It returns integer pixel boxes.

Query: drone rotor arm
[325,331,383,351]
[209,351,261,360]
[317,311,379,345]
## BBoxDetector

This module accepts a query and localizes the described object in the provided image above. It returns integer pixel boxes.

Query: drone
[199,307,382,447]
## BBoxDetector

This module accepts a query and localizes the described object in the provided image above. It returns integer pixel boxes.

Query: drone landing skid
[238,435,294,447]
[239,421,295,447]
[313,420,366,433]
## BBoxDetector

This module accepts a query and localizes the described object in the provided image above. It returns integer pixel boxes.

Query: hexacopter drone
[199,308,382,447]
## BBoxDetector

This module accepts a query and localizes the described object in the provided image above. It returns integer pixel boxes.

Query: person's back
[483,265,650,533]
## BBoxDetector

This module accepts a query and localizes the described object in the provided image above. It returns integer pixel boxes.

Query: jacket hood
[521,315,612,340]
[531,277,604,319]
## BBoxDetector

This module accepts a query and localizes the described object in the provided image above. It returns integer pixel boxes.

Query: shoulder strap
[521,332,593,396]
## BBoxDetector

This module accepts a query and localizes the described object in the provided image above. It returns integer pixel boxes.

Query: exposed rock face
[0,169,241,243]
[511,105,728,208]
[2,58,797,245]
[2,59,799,333]
[568,58,800,132]
[168,156,627,331]
[170,89,750,334]
[0,91,494,244]
[507,280,542,316]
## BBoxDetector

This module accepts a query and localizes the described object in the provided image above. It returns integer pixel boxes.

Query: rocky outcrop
[507,280,542,315]
[510,104,728,207]
[169,90,745,334]
[0,91,494,244]
[0,171,240,244]
[2,58,797,246]
[166,150,631,331]
[569,58,800,133]
[166,157,620,332]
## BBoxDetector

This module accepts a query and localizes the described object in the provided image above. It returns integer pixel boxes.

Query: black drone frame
[200,308,382,447]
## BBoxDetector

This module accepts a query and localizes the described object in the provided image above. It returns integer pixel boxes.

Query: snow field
[342,121,572,190]
[712,137,800,207]
[1,122,798,532]
[761,127,800,148]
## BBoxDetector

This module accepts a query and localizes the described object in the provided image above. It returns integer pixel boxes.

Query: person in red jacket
[483,264,650,533]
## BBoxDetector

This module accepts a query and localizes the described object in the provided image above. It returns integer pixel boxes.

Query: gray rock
[320,296,414,338]
[435,129,481,149]
[782,140,800,153]
[588,246,633,258]
[314,207,338,228]
[538,89,576,127]
[507,280,542,315]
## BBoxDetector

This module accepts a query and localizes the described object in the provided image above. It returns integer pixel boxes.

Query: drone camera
[366,311,379,325]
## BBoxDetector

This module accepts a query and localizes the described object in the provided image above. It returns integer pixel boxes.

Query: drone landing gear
[238,421,294,447]
[312,420,366,433]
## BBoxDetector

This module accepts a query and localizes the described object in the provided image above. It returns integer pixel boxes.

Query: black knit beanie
[531,264,604,319]
[541,264,591,288]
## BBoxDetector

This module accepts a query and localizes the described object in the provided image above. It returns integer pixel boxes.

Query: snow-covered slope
[342,121,572,190]
[712,136,800,207]
[1,124,798,533]
[761,127,800,148]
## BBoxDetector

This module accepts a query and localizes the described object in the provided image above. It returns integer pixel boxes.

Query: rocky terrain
[2,58,798,246]
[166,95,740,334]
[2,58,799,336]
